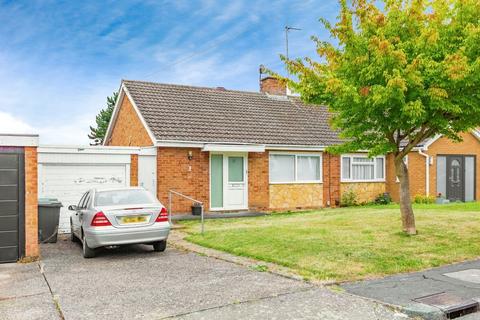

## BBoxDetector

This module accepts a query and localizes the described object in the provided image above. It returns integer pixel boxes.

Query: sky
[0,0,339,144]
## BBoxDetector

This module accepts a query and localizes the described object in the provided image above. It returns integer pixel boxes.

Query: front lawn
[179,202,480,282]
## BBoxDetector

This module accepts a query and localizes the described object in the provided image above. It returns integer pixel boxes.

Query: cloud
[0,110,94,145]
[0,111,36,134]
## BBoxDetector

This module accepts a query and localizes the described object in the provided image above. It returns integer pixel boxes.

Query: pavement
[0,237,407,320]
[343,259,480,319]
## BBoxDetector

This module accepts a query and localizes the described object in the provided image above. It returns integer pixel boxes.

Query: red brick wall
[248,152,269,210]
[157,147,209,213]
[106,94,153,147]
[130,154,138,186]
[260,77,286,95]
[24,146,38,259]
[322,152,341,207]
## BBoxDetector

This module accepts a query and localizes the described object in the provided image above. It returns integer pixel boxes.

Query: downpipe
[417,149,430,196]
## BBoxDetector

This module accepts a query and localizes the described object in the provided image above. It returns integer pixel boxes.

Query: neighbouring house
[104,77,480,213]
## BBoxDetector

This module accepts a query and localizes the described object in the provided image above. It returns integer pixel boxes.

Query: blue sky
[0,0,339,144]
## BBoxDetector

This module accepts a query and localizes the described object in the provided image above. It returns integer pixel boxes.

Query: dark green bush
[340,188,358,207]
[374,192,392,205]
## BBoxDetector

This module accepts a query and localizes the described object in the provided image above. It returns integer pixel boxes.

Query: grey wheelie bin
[38,198,63,243]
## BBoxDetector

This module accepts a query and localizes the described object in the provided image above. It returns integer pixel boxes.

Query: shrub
[413,195,436,204]
[341,188,358,207]
[374,192,392,205]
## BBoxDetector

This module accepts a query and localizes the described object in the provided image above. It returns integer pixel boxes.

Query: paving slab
[342,259,480,319]
[0,262,59,320]
[176,287,408,320]
[40,237,407,319]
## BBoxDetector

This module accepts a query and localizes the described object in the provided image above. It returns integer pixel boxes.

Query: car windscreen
[95,189,157,207]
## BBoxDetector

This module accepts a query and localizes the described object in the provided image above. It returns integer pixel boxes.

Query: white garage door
[40,164,128,233]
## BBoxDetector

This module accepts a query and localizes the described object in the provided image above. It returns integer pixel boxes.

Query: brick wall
[260,77,286,95]
[340,182,385,204]
[322,153,341,207]
[24,146,38,258]
[248,152,269,210]
[386,152,425,202]
[106,95,153,147]
[130,154,138,186]
[269,184,323,210]
[157,147,209,213]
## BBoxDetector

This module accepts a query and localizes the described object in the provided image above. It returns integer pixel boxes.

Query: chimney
[260,76,286,95]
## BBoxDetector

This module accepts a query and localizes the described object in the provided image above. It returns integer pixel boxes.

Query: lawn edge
[169,230,336,286]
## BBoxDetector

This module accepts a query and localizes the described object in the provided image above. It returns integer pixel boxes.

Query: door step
[414,292,479,319]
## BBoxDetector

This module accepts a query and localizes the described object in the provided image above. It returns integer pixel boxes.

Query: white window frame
[341,154,386,182]
[269,152,323,184]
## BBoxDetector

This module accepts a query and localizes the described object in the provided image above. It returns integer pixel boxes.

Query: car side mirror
[68,205,77,211]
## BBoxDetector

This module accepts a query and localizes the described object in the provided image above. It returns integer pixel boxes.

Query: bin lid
[38,198,63,207]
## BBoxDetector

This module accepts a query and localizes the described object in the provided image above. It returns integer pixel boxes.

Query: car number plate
[121,216,147,224]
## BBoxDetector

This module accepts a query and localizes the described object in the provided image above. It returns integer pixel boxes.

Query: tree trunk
[394,156,417,235]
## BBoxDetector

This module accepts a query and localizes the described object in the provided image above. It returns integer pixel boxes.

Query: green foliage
[88,92,118,145]
[340,188,357,207]
[279,0,480,158]
[374,192,392,205]
[414,195,436,204]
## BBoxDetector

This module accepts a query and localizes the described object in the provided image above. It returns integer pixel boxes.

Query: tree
[279,0,480,234]
[88,92,118,145]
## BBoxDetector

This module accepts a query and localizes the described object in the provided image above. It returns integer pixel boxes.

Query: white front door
[210,153,248,210]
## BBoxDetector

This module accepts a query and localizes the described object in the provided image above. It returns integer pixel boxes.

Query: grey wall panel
[0,170,18,185]
[0,155,18,169]
[465,156,475,202]
[0,186,18,201]
[437,156,446,197]
[0,216,18,232]
[0,202,18,216]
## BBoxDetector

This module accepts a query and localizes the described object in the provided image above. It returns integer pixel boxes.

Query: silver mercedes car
[69,187,170,258]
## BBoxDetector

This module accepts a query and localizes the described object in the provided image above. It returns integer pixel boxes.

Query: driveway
[1,238,406,320]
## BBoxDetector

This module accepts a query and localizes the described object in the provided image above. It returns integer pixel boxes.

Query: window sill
[341,180,386,183]
[269,181,323,185]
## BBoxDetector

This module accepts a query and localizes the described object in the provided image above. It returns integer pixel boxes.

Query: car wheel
[153,240,167,252]
[70,221,79,243]
[82,233,96,258]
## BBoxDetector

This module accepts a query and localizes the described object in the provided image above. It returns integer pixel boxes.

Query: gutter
[417,149,430,196]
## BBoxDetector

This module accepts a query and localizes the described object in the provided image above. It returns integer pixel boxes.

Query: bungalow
[104,77,480,213]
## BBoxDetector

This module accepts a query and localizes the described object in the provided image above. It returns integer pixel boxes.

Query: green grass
[179,202,480,282]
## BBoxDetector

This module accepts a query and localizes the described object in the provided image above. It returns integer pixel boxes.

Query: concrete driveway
[1,238,407,320]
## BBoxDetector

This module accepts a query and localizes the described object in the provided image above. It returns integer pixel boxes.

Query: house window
[269,153,322,183]
[341,154,385,182]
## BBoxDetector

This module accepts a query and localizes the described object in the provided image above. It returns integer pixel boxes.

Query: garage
[0,134,39,263]
[38,146,156,233]
[0,150,24,263]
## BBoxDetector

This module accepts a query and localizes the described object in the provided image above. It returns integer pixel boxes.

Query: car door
[72,192,88,237]
[77,192,92,231]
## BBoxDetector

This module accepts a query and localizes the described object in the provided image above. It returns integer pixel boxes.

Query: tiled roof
[122,80,342,146]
